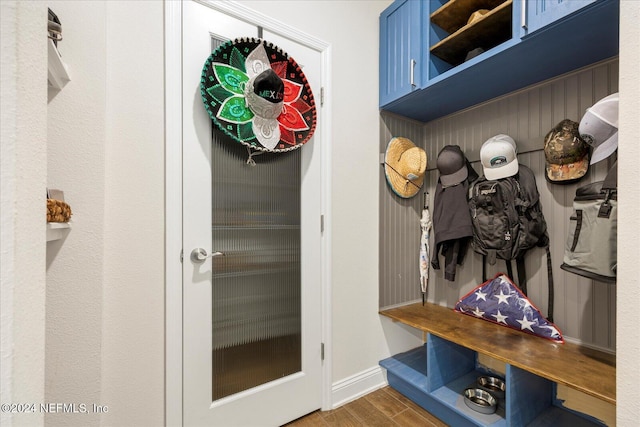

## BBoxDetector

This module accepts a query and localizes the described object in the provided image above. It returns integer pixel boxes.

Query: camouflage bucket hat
[544,119,589,184]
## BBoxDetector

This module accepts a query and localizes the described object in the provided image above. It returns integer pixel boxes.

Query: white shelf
[47,222,71,242]
[48,39,70,90]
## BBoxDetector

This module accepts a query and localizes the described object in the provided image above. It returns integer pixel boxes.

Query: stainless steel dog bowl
[463,388,497,414]
[477,375,506,399]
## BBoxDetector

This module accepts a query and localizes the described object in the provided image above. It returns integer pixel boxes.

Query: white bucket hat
[480,134,518,180]
[579,92,618,164]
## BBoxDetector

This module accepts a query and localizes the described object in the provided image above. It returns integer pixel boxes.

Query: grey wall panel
[379,58,618,352]
[379,114,425,305]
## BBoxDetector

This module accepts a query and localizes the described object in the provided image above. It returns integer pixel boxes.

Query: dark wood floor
[283,386,447,427]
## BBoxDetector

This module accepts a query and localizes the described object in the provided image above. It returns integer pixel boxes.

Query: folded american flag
[454,274,564,343]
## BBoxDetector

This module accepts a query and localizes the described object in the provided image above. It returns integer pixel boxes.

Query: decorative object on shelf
[383,137,426,198]
[454,273,564,343]
[47,8,69,92]
[48,8,62,46]
[200,37,316,164]
[464,47,485,62]
[46,188,72,223]
[467,9,489,26]
[544,119,589,184]
[430,0,513,66]
[47,199,72,223]
[579,92,619,164]
[463,387,497,414]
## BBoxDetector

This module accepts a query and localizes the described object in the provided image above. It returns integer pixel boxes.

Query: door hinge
[321,342,325,361]
[320,87,324,107]
[180,249,184,263]
[320,214,324,233]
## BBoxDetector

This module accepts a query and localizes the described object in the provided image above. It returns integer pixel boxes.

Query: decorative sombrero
[200,38,317,153]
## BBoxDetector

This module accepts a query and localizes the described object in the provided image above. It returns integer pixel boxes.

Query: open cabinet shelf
[430,0,513,66]
[379,0,618,122]
[430,0,508,33]
[46,222,70,242]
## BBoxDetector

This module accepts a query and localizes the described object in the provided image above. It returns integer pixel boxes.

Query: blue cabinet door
[379,0,423,107]
[523,0,597,35]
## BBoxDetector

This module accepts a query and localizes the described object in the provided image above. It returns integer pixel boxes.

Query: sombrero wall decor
[200,37,317,154]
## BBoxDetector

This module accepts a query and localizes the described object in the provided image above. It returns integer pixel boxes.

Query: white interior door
[182,1,323,426]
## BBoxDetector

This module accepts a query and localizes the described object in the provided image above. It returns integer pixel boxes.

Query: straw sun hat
[384,137,427,198]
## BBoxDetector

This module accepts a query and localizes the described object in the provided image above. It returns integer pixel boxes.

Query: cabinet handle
[521,0,528,29]
[410,59,416,87]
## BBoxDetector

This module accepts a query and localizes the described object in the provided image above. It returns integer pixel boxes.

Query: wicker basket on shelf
[47,199,72,222]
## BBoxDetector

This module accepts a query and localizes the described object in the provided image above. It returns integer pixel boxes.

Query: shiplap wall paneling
[379,59,618,352]
[379,113,427,307]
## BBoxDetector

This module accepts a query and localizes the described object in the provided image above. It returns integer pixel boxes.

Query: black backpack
[468,164,554,320]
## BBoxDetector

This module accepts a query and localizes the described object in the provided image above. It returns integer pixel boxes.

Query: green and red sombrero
[200,37,317,153]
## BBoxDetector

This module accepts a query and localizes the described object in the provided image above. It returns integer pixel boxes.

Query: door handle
[190,248,225,263]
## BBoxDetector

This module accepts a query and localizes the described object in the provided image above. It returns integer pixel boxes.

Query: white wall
[617,1,640,424]
[1,2,47,427]
[101,2,165,426]
[45,2,106,425]
[44,1,164,426]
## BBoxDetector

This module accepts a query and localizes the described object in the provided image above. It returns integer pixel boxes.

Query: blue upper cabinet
[379,0,424,107]
[380,0,619,122]
[522,0,597,36]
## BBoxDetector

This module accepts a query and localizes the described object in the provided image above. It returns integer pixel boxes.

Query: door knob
[190,248,225,263]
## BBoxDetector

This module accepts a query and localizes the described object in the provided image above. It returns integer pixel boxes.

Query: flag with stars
[454,274,564,343]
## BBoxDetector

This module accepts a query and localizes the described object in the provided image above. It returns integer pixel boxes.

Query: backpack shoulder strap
[515,248,554,322]
[602,160,617,190]
[514,164,540,205]
[515,257,527,295]
[545,246,554,322]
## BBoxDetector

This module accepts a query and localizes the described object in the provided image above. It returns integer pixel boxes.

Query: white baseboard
[330,365,388,409]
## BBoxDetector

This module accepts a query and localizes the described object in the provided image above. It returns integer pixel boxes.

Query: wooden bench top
[380,302,616,405]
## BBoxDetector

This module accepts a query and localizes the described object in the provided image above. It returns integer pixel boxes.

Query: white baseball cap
[480,134,518,180]
[579,92,618,164]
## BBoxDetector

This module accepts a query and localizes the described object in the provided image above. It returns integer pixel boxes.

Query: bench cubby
[379,302,614,426]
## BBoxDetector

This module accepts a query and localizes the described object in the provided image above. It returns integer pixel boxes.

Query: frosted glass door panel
[211,134,302,401]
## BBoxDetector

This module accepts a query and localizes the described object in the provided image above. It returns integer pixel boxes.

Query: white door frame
[164,1,333,425]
